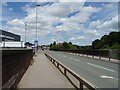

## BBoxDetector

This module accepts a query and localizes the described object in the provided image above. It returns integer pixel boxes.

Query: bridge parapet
[2,48,34,89]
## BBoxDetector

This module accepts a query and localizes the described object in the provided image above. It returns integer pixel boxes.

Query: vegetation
[92,31,120,49]
[25,42,33,47]
[49,41,80,51]
[49,31,120,51]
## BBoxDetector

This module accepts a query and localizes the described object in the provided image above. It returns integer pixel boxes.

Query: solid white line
[87,62,115,72]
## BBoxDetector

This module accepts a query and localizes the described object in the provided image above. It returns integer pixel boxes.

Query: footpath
[18,50,73,88]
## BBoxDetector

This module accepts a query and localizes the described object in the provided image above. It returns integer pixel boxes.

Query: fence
[45,53,97,90]
[2,49,34,89]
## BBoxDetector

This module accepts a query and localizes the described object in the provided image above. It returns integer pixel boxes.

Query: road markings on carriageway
[87,62,115,72]
[63,55,115,72]
[100,75,119,80]
[69,57,81,62]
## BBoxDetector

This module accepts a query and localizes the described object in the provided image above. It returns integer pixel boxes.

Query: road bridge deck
[18,50,74,88]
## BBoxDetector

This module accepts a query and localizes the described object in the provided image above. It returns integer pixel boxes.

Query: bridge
[1,48,119,90]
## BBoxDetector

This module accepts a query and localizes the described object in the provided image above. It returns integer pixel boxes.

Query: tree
[69,42,72,45]
[25,42,33,46]
[92,31,120,49]
[53,41,56,45]
[92,39,101,49]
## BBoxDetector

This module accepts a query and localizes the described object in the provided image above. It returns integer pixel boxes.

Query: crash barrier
[2,48,34,89]
[45,53,97,90]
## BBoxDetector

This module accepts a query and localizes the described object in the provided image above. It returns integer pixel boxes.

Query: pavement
[45,50,119,89]
[18,50,74,88]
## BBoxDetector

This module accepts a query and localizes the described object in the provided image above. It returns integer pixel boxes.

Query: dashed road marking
[87,62,115,72]
[100,75,118,80]
[63,55,67,57]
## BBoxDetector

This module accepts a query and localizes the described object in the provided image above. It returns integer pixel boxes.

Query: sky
[1,0,119,45]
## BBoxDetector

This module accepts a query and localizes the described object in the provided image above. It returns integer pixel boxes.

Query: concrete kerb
[71,53,119,65]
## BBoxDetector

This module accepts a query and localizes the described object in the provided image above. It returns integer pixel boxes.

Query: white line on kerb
[87,62,115,72]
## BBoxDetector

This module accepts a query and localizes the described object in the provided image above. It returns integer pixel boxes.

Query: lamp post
[24,22,27,43]
[35,4,40,52]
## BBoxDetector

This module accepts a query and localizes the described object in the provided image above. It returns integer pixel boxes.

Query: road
[45,50,119,89]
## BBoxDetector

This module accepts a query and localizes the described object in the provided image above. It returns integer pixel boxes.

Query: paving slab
[18,50,74,88]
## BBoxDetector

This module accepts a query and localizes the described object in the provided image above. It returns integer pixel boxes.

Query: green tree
[53,41,56,45]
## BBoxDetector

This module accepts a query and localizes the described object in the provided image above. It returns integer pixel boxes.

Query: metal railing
[45,53,97,90]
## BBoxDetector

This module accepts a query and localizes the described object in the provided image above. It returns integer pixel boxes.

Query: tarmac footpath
[17,50,74,88]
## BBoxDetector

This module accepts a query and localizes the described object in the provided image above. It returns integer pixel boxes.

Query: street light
[24,22,27,43]
[36,5,40,41]
[35,4,40,52]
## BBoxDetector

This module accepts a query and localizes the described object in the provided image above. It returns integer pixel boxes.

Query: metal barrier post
[64,69,67,76]
[57,63,59,68]
[79,82,83,90]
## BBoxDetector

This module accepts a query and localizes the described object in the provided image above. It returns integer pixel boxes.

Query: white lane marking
[73,58,80,62]
[63,55,67,57]
[69,57,81,62]
[70,57,74,59]
[100,75,119,80]
[87,62,115,72]
[101,75,114,79]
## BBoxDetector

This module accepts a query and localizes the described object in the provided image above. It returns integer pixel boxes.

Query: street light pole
[35,4,40,52]
[36,5,40,41]
[25,22,27,43]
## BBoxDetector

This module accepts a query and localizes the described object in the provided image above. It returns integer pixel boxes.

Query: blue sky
[1,1,118,45]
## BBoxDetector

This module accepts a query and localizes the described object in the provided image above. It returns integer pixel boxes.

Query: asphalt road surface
[45,50,119,89]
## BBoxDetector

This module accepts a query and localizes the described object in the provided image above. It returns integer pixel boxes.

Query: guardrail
[45,53,97,90]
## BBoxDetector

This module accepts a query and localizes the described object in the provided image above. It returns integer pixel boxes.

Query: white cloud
[1,2,8,6]
[9,8,13,11]
[89,20,102,29]
[5,2,118,45]
[97,15,118,30]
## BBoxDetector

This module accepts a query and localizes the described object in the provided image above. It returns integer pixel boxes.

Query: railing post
[79,82,83,90]
[64,69,67,76]
[53,60,55,65]
[57,62,59,68]
[50,58,52,62]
